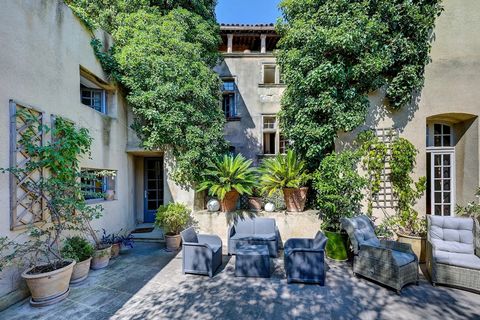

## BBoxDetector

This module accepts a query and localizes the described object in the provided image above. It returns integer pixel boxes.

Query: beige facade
[338,0,480,219]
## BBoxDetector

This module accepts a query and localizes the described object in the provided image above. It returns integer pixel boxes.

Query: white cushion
[434,251,480,270]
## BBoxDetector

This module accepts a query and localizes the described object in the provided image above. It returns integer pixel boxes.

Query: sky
[216,0,281,24]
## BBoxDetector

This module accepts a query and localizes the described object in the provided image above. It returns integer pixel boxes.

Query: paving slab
[0,242,479,320]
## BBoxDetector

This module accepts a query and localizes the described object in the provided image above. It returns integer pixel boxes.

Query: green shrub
[155,203,191,235]
[197,154,257,200]
[313,151,366,232]
[259,150,309,196]
[61,236,94,262]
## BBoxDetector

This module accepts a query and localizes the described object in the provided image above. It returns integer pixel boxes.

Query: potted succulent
[260,150,310,212]
[248,188,263,211]
[61,236,94,284]
[155,202,191,250]
[313,151,366,261]
[388,138,427,262]
[197,154,257,213]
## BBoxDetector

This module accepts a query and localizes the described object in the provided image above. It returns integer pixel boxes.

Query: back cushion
[235,218,255,234]
[351,216,378,245]
[181,227,198,243]
[429,216,474,254]
[312,231,327,249]
[254,218,276,234]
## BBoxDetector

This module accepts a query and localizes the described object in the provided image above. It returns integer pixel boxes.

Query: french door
[144,158,164,223]
[427,148,455,216]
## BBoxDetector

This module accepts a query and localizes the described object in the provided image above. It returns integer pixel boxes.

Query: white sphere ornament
[264,202,275,212]
[207,199,220,212]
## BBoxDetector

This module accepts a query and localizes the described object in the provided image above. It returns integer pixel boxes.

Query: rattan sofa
[342,215,418,293]
[426,216,480,292]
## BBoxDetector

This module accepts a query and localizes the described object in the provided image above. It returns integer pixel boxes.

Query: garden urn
[165,234,182,250]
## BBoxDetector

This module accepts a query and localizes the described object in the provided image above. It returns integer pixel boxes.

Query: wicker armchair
[426,216,480,292]
[342,215,419,293]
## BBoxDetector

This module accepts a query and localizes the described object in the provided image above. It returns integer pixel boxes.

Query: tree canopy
[67,0,227,187]
[276,0,443,169]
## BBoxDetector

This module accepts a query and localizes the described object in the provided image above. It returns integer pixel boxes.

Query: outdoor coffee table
[235,244,271,278]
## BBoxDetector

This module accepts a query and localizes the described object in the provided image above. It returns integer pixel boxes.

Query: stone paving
[1,242,479,320]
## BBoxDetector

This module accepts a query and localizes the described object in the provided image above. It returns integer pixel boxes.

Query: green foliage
[155,203,191,235]
[455,187,480,221]
[197,154,257,200]
[357,130,389,214]
[0,115,103,268]
[67,1,227,187]
[389,138,427,236]
[276,0,443,169]
[259,150,309,197]
[313,151,366,232]
[61,236,94,262]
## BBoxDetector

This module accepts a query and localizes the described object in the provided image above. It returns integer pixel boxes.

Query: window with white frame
[262,64,283,85]
[426,123,455,216]
[81,169,117,201]
[222,79,237,118]
[80,74,108,114]
[262,116,288,155]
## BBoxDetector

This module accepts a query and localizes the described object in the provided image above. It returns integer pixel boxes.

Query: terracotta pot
[248,197,263,211]
[91,245,111,270]
[165,234,182,250]
[283,187,308,212]
[221,190,239,213]
[70,257,92,284]
[111,243,120,258]
[21,260,75,307]
[396,233,426,263]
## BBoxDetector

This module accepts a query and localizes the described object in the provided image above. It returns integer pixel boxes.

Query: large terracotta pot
[91,245,111,270]
[221,190,240,213]
[111,243,120,258]
[248,197,263,211]
[283,187,308,212]
[70,257,92,284]
[396,233,426,263]
[165,234,182,250]
[21,260,75,307]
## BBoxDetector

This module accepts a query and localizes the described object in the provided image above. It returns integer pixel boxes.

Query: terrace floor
[1,242,479,320]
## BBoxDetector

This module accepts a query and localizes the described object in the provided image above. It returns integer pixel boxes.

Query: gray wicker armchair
[342,215,419,293]
[426,216,480,292]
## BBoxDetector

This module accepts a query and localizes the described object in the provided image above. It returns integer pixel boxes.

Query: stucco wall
[0,0,135,297]
[215,54,285,164]
[337,0,480,219]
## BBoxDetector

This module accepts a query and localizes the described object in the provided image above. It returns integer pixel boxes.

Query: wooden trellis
[9,100,45,230]
[372,128,398,209]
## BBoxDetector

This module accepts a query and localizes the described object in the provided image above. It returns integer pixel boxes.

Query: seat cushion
[434,251,480,270]
[180,227,198,243]
[234,219,255,234]
[231,233,276,241]
[254,218,276,234]
[392,251,416,267]
[429,216,474,254]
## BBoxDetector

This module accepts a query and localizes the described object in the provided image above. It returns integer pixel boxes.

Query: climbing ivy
[276,0,443,169]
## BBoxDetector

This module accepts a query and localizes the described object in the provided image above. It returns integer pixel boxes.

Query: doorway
[143,157,164,223]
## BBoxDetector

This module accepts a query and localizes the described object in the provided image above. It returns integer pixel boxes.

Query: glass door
[428,149,455,216]
[144,157,164,223]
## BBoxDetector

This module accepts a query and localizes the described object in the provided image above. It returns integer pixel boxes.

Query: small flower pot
[91,245,111,270]
[70,257,92,284]
[111,243,120,258]
[396,233,426,263]
[221,190,240,213]
[165,234,182,250]
[283,187,308,212]
[248,197,263,211]
[21,260,75,307]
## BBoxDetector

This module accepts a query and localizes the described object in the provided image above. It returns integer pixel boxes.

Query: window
[430,123,452,147]
[262,116,288,155]
[262,64,283,85]
[81,85,106,113]
[222,80,237,119]
[81,169,117,201]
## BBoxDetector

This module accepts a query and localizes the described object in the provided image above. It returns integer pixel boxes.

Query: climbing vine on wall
[276,0,443,170]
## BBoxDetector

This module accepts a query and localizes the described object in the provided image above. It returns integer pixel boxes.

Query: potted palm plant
[197,154,257,213]
[259,150,310,212]
[313,151,366,260]
[61,236,94,284]
[155,202,191,250]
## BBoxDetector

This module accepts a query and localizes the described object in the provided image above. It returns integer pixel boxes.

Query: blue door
[144,157,164,223]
